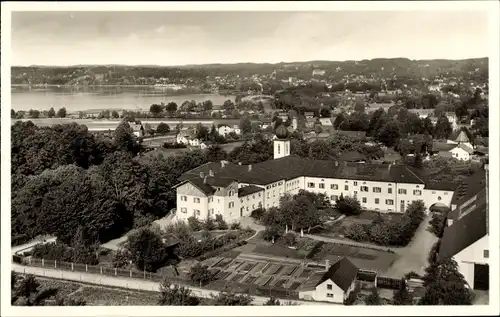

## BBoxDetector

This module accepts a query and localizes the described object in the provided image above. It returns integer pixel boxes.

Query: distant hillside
[11,57,488,86]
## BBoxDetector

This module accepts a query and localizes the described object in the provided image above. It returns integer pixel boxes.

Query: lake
[11,86,236,112]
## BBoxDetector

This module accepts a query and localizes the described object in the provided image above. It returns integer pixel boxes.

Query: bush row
[305,241,325,259]
[197,240,248,262]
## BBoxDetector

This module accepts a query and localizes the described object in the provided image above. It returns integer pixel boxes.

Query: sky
[11,11,490,66]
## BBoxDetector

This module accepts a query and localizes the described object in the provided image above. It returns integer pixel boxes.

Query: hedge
[197,240,248,262]
[306,241,324,259]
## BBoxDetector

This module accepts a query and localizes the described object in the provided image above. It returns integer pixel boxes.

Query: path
[11,264,333,306]
[381,215,437,278]
[303,234,395,253]
[238,217,265,241]
[12,237,57,255]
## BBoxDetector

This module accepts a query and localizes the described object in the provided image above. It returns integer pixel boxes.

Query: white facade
[299,279,356,304]
[453,236,489,288]
[218,125,242,137]
[450,146,471,161]
[274,139,291,160]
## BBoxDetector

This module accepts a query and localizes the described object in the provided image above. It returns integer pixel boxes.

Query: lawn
[311,242,398,272]
[248,237,316,260]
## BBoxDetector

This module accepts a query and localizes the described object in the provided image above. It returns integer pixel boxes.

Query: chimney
[203,176,207,184]
[325,259,330,272]
[209,169,214,177]
[248,165,252,172]
[200,172,205,179]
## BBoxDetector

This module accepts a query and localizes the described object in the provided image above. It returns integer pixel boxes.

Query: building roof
[437,191,487,262]
[451,171,487,205]
[475,146,489,154]
[317,257,359,292]
[455,130,470,143]
[432,141,456,152]
[181,156,426,187]
[238,185,264,197]
[454,143,474,155]
[332,130,367,139]
[174,175,236,196]
[338,151,366,162]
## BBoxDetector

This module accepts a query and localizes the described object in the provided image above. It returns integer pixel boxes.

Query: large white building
[437,165,489,290]
[174,125,456,223]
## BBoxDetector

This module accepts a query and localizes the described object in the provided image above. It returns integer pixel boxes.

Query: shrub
[13,255,23,264]
[31,242,74,262]
[345,224,369,241]
[215,215,228,230]
[250,208,265,221]
[279,232,297,247]
[187,217,202,232]
[334,195,362,216]
[428,211,448,238]
[230,222,241,230]
[202,217,217,231]
[262,226,281,242]
[112,248,132,268]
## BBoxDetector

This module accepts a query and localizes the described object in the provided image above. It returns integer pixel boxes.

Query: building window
[398,189,407,195]
[386,199,394,205]
[362,197,367,203]
[278,144,281,154]
[252,204,255,209]
[240,199,243,203]
[344,185,349,191]
[229,202,234,208]
[331,195,338,201]
[438,196,442,201]
[432,191,436,194]
[252,195,255,199]
[353,181,358,186]
[375,198,379,204]
[327,284,332,290]
[258,193,261,197]
[360,186,369,192]
[484,250,489,258]
[388,188,392,194]
[307,182,315,188]
[194,197,200,203]
[413,190,422,196]
[331,184,338,190]
[319,183,325,189]
[181,208,187,213]
[326,293,334,298]
[181,196,187,201]
[194,209,200,216]
[373,187,382,193]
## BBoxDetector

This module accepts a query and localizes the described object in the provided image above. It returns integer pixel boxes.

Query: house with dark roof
[175,125,457,223]
[437,164,489,290]
[298,257,359,304]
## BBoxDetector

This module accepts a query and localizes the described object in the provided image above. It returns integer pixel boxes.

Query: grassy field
[37,278,217,305]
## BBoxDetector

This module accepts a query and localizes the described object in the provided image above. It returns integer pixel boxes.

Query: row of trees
[12,107,67,119]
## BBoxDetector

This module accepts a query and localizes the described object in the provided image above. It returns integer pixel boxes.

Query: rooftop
[299,257,358,292]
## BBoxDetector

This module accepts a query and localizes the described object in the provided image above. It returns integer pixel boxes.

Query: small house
[298,257,359,304]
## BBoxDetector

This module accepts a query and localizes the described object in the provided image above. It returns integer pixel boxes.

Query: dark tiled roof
[333,130,367,139]
[432,142,456,152]
[425,181,457,191]
[437,191,487,262]
[317,257,359,292]
[174,176,236,196]
[179,161,243,181]
[451,172,486,205]
[238,185,264,197]
[338,151,366,162]
[177,178,215,195]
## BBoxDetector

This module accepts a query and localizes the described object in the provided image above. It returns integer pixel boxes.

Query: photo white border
[1,1,499,316]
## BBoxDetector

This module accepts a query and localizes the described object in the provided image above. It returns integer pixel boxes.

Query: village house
[438,164,489,291]
[298,257,359,304]
[174,125,456,223]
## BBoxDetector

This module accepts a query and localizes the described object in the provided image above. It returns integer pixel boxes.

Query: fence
[21,257,299,300]
[376,276,404,290]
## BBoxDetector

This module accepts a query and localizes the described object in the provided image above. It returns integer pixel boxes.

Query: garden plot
[288,281,301,290]
[263,264,282,275]
[257,276,273,287]
[203,257,223,268]
[239,262,257,273]
[227,260,245,271]
[215,270,231,280]
[250,262,268,274]
[243,275,258,284]
[213,258,232,269]
[299,269,311,278]
[279,265,296,277]
[230,273,246,283]
[273,279,288,288]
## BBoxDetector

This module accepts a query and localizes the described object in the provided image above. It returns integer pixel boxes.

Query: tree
[264,297,281,305]
[428,211,448,238]
[412,153,423,168]
[211,291,253,306]
[365,287,382,305]
[150,104,164,116]
[419,258,472,305]
[333,113,345,129]
[320,107,331,118]
[71,226,99,265]
[314,123,323,135]
[195,123,209,141]
[434,115,452,139]
[48,107,56,118]
[156,122,170,134]
[215,214,228,230]
[202,100,213,111]
[113,121,139,153]
[28,109,41,119]
[127,228,168,272]
[392,278,413,305]
[422,116,434,135]
[111,110,120,119]
[334,195,362,216]
[158,280,200,306]
[377,120,400,147]
[187,216,202,231]
[189,263,214,286]
[56,107,67,118]
[165,102,178,113]
[239,117,252,134]
[12,274,59,306]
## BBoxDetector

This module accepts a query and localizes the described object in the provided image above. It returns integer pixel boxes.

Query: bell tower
[273,124,290,160]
